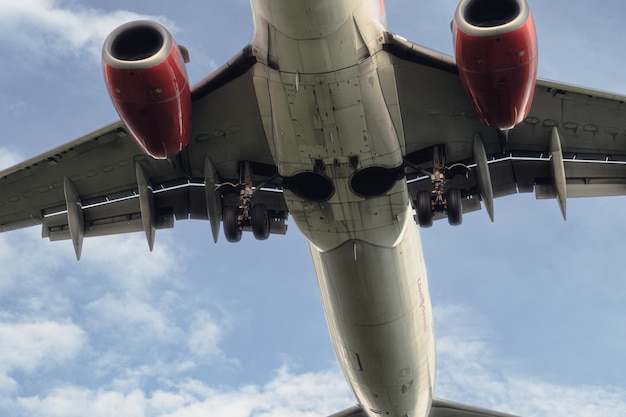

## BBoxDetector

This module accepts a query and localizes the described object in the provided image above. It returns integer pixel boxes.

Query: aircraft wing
[0,46,287,259]
[383,33,626,221]
[327,398,520,417]
[6,31,626,255]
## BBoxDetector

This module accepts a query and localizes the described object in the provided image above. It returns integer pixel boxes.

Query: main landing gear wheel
[223,206,242,243]
[445,188,463,226]
[251,204,270,240]
[416,190,433,228]
[413,145,468,228]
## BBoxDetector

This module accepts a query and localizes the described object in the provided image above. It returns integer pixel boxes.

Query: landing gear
[222,162,273,242]
[223,206,242,243]
[445,188,462,226]
[251,204,270,240]
[416,190,433,228]
[414,187,463,227]
[413,145,467,227]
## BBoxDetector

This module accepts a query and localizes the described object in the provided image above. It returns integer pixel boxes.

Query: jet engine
[453,0,538,130]
[102,21,191,159]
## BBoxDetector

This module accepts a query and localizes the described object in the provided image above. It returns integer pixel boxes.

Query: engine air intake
[110,25,164,61]
[464,0,520,27]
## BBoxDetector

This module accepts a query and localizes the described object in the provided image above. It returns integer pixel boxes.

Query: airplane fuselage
[249,1,436,416]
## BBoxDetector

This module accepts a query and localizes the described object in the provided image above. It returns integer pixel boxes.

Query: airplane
[2,0,626,416]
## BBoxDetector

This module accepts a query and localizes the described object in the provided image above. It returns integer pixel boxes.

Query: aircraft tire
[446,188,463,226]
[251,204,270,240]
[223,206,242,243]
[416,190,433,228]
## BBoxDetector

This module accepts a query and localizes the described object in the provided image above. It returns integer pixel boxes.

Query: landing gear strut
[222,162,271,242]
[414,145,466,227]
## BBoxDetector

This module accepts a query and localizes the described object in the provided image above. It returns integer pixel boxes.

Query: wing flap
[537,160,626,199]
[39,185,288,247]
[0,122,183,232]
[408,156,626,222]
[42,193,169,242]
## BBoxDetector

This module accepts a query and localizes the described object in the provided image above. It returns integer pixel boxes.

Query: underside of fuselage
[248,1,437,416]
[249,0,408,249]
[310,207,436,417]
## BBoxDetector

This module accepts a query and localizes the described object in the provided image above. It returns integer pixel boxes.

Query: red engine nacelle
[102,21,191,159]
[453,0,538,130]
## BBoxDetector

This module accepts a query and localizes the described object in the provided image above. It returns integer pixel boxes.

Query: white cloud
[256,366,354,417]
[0,0,173,62]
[506,379,626,417]
[79,233,185,294]
[0,319,86,394]
[3,230,624,417]
[434,304,626,417]
[187,311,224,358]
[185,311,239,369]
[0,227,214,390]
[17,386,148,417]
[0,229,75,312]
[13,366,353,417]
[86,293,181,341]
[0,147,24,171]
[0,373,18,395]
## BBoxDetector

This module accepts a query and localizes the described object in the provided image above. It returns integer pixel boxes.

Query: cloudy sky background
[1,1,626,416]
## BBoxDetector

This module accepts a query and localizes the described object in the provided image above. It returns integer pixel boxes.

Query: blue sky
[1,1,626,416]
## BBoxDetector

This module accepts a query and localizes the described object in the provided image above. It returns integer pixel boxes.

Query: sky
[0,1,626,416]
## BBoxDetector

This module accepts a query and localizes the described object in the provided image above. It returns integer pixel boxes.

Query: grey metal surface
[429,398,521,417]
